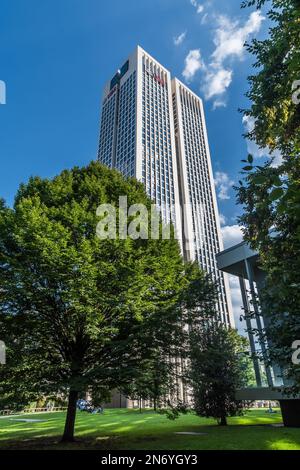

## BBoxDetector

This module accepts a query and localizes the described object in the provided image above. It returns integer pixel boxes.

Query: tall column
[239,277,262,387]
[245,259,273,387]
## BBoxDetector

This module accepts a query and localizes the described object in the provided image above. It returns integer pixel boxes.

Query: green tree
[189,324,252,425]
[122,354,174,412]
[0,162,186,442]
[236,0,300,391]
[124,262,218,419]
[122,262,220,412]
[241,0,300,153]
[236,155,300,391]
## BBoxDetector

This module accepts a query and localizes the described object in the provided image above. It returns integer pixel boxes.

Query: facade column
[239,277,262,387]
[244,259,273,387]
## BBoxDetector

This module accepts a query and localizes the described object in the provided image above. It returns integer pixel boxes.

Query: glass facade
[173,81,230,325]
[115,71,136,177]
[98,87,117,168]
[98,46,233,328]
[141,56,175,224]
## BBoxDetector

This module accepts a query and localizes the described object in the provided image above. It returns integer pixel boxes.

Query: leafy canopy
[0,162,190,438]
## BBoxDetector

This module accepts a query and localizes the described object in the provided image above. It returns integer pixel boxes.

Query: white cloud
[190,0,204,14]
[219,213,226,226]
[214,171,234,200]
[228,275,246,334]
[242,115,283,167]
[242,115,266,158]
[220,225,246,331]
[174,31,187,46]
[182,49,203,82]
[211,11,264,66]
[204,67,232,100]
[219,223,247,333]
[221,224,244,249]
[201,12,209,24]
[212,98,227,110]
[0,80,6,105]
[199,10,265,107]
[181,9,264,108]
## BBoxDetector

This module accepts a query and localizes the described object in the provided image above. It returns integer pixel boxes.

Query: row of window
[98,66,229,323]
[115,72,137,177]
[98,91,117,166]
[141,58,176,226]
[178,86,229,318]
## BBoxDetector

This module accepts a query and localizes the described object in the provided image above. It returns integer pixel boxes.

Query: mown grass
[0,408,299,450]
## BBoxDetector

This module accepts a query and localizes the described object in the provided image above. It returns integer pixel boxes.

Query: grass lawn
[0,408,300,450]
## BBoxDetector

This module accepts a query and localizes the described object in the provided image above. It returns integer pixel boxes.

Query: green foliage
[236,0,300,392]
[158,401,189,421]
[122,263,219,411]
[237,154,300,392]
[241,0,300,153]
[189,324,252,425]
[0,162,188,439]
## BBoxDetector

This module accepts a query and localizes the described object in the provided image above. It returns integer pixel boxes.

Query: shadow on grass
[1,409,299,450]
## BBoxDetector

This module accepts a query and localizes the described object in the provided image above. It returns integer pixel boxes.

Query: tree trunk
[219,415,227,426]
[61,389,79,442]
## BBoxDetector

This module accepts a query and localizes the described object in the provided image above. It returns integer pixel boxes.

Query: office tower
[98,46,181,234]
[98,46,234,327]
[172,78,233,325]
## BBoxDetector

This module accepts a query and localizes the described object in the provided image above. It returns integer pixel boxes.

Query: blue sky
[0,0,270,232]
[0,0,271,326]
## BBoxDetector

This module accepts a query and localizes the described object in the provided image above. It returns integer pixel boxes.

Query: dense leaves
[241,0,300,153]
[236,0,300,392]
[188,324,253,425]
[0,162,190,440]
[122,264,219,411]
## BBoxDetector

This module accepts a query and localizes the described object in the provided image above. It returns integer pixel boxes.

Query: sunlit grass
[268,439,300,450]
[0,408,299,450]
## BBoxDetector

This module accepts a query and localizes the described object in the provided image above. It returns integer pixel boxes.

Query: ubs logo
[145,67,165,87]
[0,80,6,104]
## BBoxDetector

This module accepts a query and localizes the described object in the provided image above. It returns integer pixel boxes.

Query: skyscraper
[98,46,234,327]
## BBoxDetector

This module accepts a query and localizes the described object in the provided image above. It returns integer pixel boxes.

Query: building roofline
[217,240,248,256]
[135,45,170,74]
[172,77,204,103]
[216,240,259,263]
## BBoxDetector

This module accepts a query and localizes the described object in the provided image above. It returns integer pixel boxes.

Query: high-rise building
[98,45,234,327]
[172,78,233,325]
